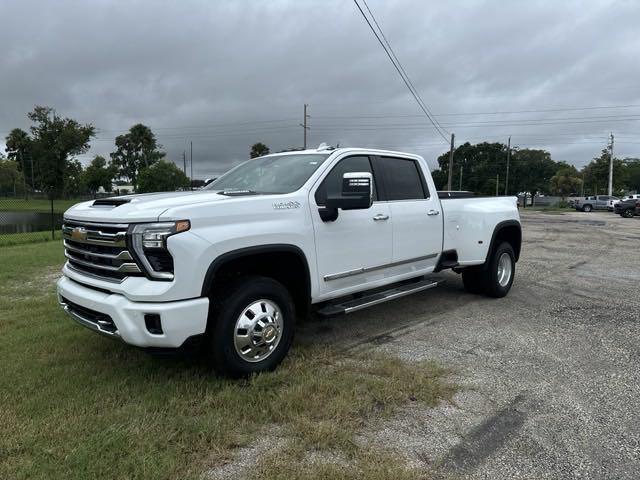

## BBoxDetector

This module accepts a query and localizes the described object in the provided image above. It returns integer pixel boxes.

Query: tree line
[3,107,640,199]
[1,106,190,198]
[431,142,640,197]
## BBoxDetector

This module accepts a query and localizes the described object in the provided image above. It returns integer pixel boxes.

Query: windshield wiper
[217,189,283,196]
[217,189,261,196]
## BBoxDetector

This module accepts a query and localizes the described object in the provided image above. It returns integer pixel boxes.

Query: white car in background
[611,194,640,211]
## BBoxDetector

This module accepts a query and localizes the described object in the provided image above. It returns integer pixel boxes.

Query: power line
[314,103,640,119]
[359,0,448,136]
[352,0,449,143]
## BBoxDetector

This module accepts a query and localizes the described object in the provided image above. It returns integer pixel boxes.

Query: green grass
[0,230,61,247]
[0,242,455,480]
[0,197,84,213]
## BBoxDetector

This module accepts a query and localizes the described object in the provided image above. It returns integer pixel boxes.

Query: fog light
[144,314,163,335]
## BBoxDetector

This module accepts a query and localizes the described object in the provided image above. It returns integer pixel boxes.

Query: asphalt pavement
[299,209,640,479]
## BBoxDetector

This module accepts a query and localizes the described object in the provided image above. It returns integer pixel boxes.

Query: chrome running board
[316,278,441,316]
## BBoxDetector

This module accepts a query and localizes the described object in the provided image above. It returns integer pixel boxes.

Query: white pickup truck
[57,146,521,376]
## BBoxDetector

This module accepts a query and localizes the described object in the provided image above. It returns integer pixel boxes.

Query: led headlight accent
[129,221,190,280]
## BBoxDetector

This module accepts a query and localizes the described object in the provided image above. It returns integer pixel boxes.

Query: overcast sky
[1,0,639,178]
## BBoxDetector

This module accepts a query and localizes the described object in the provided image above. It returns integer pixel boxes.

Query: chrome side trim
[323,253,438,281]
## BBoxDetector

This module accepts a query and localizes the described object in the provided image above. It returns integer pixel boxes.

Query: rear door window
[377,157,428,201]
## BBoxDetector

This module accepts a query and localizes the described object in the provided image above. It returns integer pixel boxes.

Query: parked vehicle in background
[56,146,521,376]
[611,194,640,211]
[614,198,640,218]
[567,195,581,208]
[574,195,616,212]
[606,197,620,211]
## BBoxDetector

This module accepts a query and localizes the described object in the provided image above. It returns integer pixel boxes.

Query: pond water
[0,211,64,234]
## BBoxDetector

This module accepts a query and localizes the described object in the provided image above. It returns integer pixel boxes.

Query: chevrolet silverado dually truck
[57,145,521,376]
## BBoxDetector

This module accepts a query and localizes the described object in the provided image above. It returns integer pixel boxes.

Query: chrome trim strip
[63,220,129,228]
[62,226,127,247]
[65,263,124,284]
[58,297,121,339]
[63,240,133,261]
[65,252,141,273]
[323,253,438,281]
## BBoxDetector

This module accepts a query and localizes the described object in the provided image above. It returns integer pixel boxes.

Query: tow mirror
[321,172,373,222]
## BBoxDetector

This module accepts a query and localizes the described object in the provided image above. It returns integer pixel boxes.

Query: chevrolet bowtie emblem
[71,227,88,241]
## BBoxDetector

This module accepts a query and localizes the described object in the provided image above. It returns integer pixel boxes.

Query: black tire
[583,204,592,212]
[462,266,486,294]
[622,208,634,218]
[206,275,295,377]
[484,242,516,298]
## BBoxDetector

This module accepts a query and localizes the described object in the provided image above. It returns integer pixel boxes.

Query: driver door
[309,155,392,299]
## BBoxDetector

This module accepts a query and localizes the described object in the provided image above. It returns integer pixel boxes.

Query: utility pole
[459,164,463,190]
[29,151,35,195]
[447,133,455,191]
[183,150,186,175]
[504,136,511,195]
[19,149,27,200]
[496,173,499,196]
[607,132,614,196]
[581,172,585,197]
[299,104,310,149]
[190,141,194,191]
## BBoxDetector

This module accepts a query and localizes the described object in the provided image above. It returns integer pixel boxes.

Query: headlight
[129,220,190,280]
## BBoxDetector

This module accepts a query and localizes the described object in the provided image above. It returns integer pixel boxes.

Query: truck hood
[64,191,238,223]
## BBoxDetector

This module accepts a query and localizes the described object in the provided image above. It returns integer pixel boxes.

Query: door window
[378,157,428,201]
[315,156,377,205]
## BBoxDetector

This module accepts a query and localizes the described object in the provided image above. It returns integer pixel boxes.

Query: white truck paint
[57,147,521,376]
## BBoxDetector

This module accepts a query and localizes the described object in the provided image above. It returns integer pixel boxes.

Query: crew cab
[574,195,617,212]
[57,146,521,376]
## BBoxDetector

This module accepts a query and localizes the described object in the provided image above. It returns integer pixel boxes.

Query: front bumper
[57,276,209,348]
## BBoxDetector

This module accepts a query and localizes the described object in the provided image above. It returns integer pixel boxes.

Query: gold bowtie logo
[71,227,88,241]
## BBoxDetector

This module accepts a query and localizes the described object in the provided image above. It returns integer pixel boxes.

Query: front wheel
[206,276,295,377]
[583,204,592,212]
[622,208,634,218]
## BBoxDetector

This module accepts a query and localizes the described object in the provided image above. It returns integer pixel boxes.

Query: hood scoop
[92,198,132,207]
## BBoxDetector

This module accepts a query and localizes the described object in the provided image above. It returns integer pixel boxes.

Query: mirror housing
[320,172,373,222]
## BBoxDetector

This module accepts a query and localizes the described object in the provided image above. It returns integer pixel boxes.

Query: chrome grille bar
[64,252,141,273]
[63,240,133,261]
[62,221,142,280]
[62,224,127,247]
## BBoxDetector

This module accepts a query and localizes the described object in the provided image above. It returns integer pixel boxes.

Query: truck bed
[440,196,519,265]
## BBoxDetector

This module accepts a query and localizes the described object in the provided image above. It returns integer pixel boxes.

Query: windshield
[205,153,331,194]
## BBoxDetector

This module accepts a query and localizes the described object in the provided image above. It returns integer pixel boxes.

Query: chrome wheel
[233,299,283,363]
[496,252,513,287]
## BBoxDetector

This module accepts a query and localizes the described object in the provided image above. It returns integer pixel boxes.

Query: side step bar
[316,278,441,317]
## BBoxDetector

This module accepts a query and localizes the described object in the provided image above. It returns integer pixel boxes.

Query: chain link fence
[0,194,94,247]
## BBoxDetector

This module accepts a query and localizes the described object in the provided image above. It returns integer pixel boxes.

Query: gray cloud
[1,0,639,179]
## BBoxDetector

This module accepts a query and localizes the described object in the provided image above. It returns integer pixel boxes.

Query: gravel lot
[298,209,640,479]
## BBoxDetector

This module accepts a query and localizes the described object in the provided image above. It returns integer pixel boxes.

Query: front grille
[62,220,142,282]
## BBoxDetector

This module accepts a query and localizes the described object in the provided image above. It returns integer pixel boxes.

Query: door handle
[427,210,440,216]
[372,214,389,221]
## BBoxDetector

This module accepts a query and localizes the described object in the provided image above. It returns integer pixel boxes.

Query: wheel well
[492,223,522,261]
[202,246,311,320]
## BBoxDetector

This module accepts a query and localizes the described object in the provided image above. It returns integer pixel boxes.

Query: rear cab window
[375,156,429,201]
